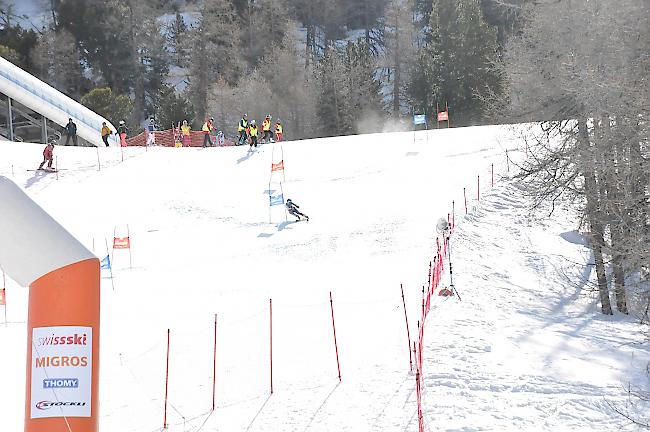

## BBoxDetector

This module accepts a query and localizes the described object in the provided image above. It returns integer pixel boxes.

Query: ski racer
[38,140,55,170]
[248,120,259,149]
[274,119,283,142]
[261,115,273,143]
[286,199,309,221]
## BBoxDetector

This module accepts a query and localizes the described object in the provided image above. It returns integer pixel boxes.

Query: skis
[28,168,59,172]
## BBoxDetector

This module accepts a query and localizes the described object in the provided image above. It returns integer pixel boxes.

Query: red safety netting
[125,130,237,148]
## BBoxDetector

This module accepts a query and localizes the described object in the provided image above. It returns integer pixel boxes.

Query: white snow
[0,125,648,431]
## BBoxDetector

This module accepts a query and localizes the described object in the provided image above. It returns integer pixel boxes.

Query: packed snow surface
[0,125,648,431]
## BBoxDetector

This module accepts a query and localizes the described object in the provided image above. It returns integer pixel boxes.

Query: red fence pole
[164,329,170,429]
[270,298,273,394]
[212,314,217,410]
[329,291,342,382]
[452,200,455,230]
[401,284,413,371]
[477,175,480,201]
[463,188,468,214]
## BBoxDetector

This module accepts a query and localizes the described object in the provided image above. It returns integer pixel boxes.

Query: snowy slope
[0,125,648,432]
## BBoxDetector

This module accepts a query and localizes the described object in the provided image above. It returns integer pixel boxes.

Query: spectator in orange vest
[261,115,273,143]
[274,120,283,142]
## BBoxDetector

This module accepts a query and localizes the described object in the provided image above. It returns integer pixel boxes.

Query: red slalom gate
[329,291,342,382]
[164,329,170,429]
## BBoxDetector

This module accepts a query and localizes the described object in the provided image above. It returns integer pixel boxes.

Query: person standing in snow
[248,119,259,149]
[181,120,191,147]
[202,117,214,147]
[38,140,55,170]
[285,199,309,221]
[117,120,129,147]
[274,119,283,142]
[261,115,273,143]
[237,114,248,145]
[64,118,78,146]
[101,122,113,147]
[146,118,156,146]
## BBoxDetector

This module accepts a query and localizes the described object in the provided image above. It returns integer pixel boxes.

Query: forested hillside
[0,0,522,138]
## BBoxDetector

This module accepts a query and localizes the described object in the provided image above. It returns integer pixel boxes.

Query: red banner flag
[437,111,448,121]
[0,288,5,306]
[271,160,284,172]
[113,237,130,249]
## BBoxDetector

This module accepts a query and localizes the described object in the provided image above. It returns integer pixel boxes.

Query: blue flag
[413,114,426,125]
[269,193,284,206]
[100,255,111,270]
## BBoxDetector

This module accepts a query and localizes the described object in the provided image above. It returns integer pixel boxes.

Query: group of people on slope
[68,113,284,149]
[238,114,283,149]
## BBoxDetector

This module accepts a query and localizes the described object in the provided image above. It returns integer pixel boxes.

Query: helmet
[266,115,271,119]
[243,113,248,118]
[286,198,292,204]
[251,119,256,125]
[119,120,125,125]
[210,117,214,121]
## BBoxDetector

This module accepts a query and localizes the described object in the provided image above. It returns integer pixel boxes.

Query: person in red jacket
[38,141,55,170]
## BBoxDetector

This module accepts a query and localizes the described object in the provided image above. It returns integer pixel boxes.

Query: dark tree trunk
[579,119,613,315]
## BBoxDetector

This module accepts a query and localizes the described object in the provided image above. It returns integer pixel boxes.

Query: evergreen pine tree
[315,47,353,136]
[419,0,502,125]
[383,0,417,115]
[187,0,243,124]
[168,11,188,66]
[343,40,382,129]
[246,0,290,67]
[153,84,196,131]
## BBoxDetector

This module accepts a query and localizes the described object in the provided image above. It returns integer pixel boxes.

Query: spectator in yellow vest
[202,117,214,148]
[248,119,258,149]
[181,120,191,147]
